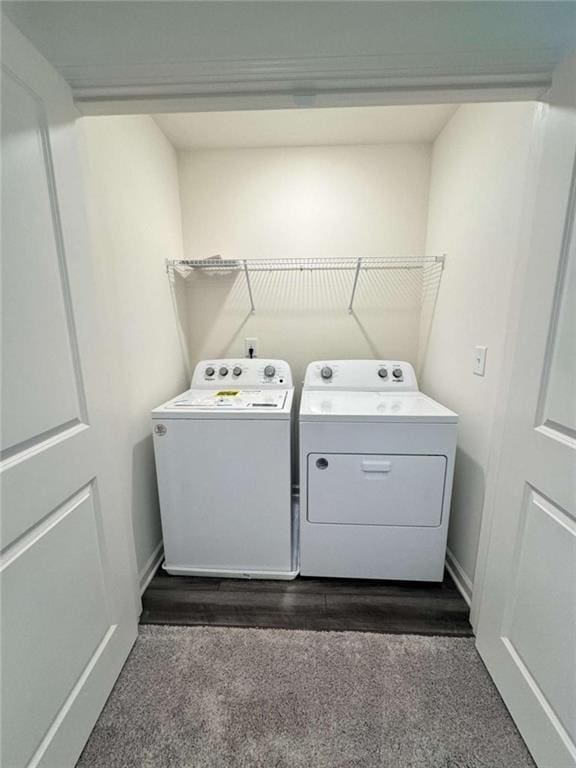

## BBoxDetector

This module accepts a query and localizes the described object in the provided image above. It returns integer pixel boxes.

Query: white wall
[421,102,538,600]
[79,115,187,592]
[176,144,431,385]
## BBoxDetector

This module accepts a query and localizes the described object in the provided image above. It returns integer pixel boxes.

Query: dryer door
[307,453,446,526]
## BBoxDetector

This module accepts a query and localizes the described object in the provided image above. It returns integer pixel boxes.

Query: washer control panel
[303,360,418,391]
[192,359,292,389]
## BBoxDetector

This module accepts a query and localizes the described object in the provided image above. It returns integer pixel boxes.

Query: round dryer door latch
[316,457,329,470]
[154,424,167,436]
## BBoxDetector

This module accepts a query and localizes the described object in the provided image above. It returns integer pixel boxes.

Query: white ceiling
[5,2,574,75]
[3,2,575,114]
[154,105,459,150]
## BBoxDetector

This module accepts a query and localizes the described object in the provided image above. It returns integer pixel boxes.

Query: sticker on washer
[172,389,287,409]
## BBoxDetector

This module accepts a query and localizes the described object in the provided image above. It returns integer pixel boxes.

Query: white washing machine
[152,359,297,579]
[299,360,458,581]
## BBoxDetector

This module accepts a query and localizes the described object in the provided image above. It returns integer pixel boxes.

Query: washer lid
[152,388,293,419]
[300,390,457,423]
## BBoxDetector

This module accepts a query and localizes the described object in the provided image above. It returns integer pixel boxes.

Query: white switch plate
[474,345,488,376]
[245,337,258,358]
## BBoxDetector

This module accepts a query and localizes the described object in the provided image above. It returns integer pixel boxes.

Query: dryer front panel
[307,453,446,527]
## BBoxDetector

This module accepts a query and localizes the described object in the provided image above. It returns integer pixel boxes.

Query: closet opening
[79,99,538,612]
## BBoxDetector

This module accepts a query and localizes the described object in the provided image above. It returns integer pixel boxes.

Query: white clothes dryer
[152,359,297,579]
[299,360,458,581]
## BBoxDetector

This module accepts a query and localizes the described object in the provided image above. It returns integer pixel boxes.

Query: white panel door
[1,17,139,768]
[475,58,576,768]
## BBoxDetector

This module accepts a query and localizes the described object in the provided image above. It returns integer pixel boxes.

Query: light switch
[474,346,487,376]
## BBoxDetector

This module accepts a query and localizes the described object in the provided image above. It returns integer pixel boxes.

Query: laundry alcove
[79,99,539,616]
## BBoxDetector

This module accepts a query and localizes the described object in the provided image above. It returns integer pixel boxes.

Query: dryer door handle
[361,460,392,473]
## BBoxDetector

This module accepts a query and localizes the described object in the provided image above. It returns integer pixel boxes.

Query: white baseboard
[445,547,473,608]
[139,541,164,596]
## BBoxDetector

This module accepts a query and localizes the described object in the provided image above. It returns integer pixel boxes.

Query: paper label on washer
[173,390,287,409]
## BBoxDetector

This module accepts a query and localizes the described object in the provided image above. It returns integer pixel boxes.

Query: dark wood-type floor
[141,568,472,636]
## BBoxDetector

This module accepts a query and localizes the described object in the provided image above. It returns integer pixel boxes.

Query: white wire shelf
[166,255,445,314]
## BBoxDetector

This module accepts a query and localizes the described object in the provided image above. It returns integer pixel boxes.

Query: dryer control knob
[321,366,333,380]
[205,366,215,377]
[219,366,229,377]
[264,365,276,378]
[378,367,388,379]
[232,366,242,377]
[392,367,403,379]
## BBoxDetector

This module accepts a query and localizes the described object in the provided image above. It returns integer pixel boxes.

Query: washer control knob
[219,366,229,377]
[232,366,242,377]
[321,366,333,380]
[264,365,276,378]
[392,367,403,379]
[205,366,215,377]
[378,367,388,379]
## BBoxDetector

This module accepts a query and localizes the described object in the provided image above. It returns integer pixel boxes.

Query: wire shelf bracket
[242,259,256,314]
[348,258,362,313]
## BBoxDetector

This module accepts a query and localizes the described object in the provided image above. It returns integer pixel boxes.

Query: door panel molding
[536,422,576,450]
[536,157,576,437]
[0,481,93,565]
[2,63,90,430]
[0,418,85,466]
[500,637,576,762]
[1,16,139,767]
[27,624,117,768]
[1,484,115,767]
[1,422,92,546]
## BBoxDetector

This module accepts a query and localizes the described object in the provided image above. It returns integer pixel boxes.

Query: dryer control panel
[303,360,418,391]
[192,359,293,389]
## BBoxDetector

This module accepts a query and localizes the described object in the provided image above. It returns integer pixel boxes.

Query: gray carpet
[77,625,535,768]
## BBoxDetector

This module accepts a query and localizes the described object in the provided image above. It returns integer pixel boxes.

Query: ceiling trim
[68,52,554,115]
